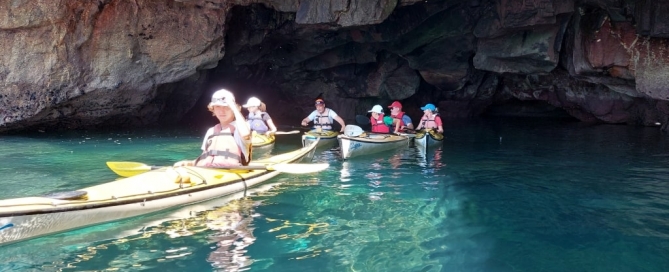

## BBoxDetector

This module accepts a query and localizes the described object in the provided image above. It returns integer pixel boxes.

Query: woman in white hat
[175,89,252,167]
[242,97,277,136]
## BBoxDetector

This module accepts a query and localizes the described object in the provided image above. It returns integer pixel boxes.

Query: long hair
[259,102,267,112]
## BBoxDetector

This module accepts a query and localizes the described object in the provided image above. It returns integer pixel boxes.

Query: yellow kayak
[301,130,339,149]
[251,132,276,157]
[415,129,444,147]
[0,139,320,246]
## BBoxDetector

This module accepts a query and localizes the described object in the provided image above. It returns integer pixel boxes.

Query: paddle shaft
[146,164,294,171]
[273,130,300,135]
[107,161,329,176]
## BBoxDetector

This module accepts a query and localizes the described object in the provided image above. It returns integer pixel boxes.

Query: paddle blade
[355,114,370,125]
[267,163,329,174]
[343,125,364,137]
[106,161,153,177]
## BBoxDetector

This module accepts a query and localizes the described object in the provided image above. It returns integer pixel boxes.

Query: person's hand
[301,121,308,126]
[438,129,444,133]
[219,91,236,105]
[265,131,273,137]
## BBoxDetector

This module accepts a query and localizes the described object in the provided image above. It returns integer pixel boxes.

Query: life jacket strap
[195,149,241,162]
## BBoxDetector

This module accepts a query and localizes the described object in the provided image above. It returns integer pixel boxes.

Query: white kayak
[337,133,410,159]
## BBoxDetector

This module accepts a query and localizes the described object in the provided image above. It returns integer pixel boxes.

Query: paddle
[273,130,299,135]
[106,161,329,177]
[276,125,311,131]
[355,114,370,125]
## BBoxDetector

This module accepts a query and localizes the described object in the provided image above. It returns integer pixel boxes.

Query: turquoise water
[1,118,669,271]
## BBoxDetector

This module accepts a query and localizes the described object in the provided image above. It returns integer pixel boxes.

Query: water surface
[1,118,668,271]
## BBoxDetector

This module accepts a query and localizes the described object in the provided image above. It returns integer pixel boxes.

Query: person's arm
[393,119,401,134]
[334,116,346,132]
[231,105,251,140]
[403,115,414,130]
[266,118,278,135]
[329,110,346,132]
[415,116,424,130]
[301,112,315,126]
[436,116,444,133]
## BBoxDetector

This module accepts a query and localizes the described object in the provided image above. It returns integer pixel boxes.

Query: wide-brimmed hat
[368,105,383,114]
[243,97,261,108]
[210,89,235,107]
[420,103,436,111]
[388,101,402,109]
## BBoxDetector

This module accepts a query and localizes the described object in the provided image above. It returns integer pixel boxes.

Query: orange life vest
[371,114,390,133]
[195,124,250,167]
[420,115,439,129]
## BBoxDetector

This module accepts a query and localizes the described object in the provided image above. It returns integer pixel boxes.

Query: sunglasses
[211,97,229,105]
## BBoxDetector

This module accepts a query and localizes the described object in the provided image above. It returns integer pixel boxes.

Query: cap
[420,103,436,111]
[243,97,261,108]
[210,89,235,107]
[368,105,383,114]
[388,101,402,109]
[315,98,325,105]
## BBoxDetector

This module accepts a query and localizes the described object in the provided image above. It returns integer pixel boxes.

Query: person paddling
[388,101,414,132]
[368,105,400,133]
[175,89,252,167]
[415,103,443,134]
[242,97,277,136]
[300,98,346,132]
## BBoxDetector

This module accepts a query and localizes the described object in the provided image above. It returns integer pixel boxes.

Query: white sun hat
[243,97,261,108]
[210,89,235,107]
[368,105,383,114]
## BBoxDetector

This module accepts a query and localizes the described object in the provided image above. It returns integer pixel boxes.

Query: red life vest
[391,111,407,128]
[195,124,250,167]
[371,114,390,133]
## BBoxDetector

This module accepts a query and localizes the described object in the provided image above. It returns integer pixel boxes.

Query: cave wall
[1,0,669,132]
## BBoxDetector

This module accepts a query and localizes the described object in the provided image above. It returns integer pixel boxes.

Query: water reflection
[206,199,257,271]
[0,183,280,271]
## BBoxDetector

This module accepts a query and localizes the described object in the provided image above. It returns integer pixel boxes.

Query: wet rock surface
[2,0,669,132]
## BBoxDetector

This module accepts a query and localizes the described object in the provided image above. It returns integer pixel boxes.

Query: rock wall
[2,0,669,132]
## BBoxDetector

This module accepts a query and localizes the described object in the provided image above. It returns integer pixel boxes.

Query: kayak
[301,130,339,149]
[251,132,275,157]
[414,129,443,149]
[0,139,320,246]
[338,133,410,159]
